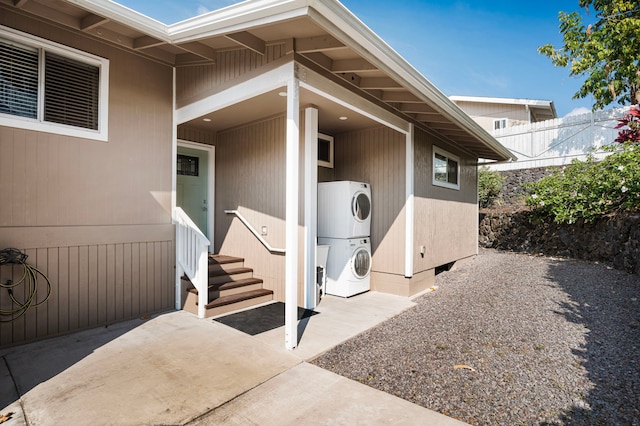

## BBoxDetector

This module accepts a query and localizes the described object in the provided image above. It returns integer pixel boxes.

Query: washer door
[351,246,371,279]
[351,191,371,222]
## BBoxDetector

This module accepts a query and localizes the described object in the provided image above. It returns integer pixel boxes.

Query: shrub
[525,143,640,223]
[478,166,503,208]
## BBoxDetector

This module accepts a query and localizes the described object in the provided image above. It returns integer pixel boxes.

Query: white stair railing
[224,210,285,254]
[175,207,210,318]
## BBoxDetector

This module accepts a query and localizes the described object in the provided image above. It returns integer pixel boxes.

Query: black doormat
[213,302,318,336]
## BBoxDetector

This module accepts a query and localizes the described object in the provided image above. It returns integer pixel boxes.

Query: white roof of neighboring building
[449,95,557,122]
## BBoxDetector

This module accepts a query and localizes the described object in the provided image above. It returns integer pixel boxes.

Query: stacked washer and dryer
[317,181,372,297]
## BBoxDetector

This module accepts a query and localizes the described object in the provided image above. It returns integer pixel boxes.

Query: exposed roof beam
[428,125,470,133]
[359,77,401,90]
[80,13,109,31]
[295,35,344,53]
[11,0,79,28]
[225,31,265,55]
[337,72,361,86]
[415,114,455,124]
[331,58,377,73]
[178,42,217,61]
[381,91,422,103]
[397,103,439,114]
[302,52,333,69]
[133,35,165,50]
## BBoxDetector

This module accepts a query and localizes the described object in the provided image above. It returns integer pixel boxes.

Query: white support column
[405,124,415,278]
[285,77,300,350]
[304,106,319,309]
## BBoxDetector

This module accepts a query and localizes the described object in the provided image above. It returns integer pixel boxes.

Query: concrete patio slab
[0,292,467,426]
[256,291,417,360]
[191,362,468,425]
[0,311,300,426]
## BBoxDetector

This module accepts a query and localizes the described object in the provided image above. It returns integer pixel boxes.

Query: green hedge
[525,143,640,224]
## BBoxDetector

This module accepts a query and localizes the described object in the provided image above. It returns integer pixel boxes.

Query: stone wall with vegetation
[479,209,640,274]
[479,164,640,274]
[492,166,558,206]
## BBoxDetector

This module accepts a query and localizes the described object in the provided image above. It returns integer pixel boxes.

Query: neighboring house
[450,95,557,133]
[449,96,624,170]
[0,0,514,349]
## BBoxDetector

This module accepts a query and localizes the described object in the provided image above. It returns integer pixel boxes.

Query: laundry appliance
[317,181,371,239]
[317,237,371,297]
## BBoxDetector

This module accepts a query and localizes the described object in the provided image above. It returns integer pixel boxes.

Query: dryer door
[352,191,371,222]
[351,246,371,279]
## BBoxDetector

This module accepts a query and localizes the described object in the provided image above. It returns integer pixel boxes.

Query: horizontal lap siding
[0,240,174,348]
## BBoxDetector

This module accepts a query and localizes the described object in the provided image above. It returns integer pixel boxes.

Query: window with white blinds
[44,52,99,130]
[0,26,108,140]
[0,39,38,119]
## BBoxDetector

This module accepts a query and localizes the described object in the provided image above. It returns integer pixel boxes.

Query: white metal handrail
[174,207,210,318]
[224,210,285,254]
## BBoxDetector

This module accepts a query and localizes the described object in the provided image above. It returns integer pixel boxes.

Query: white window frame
[432,146,460,190]
[317,132,334,168]
[0,25,109,141]
[493,118,508,131]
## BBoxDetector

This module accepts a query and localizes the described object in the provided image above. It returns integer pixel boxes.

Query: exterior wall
[413,128,479,273]
[331,126,407,277]
[176,45,290,107]
[0,12,174,347]
[214,115,288,301]
[454,101,529,132]
[490,108,624,171]
[321,126,479,297]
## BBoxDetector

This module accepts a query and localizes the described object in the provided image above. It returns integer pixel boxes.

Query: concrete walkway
[0,292,468,425]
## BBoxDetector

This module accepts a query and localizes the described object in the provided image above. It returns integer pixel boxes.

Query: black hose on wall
[0,248,52,323]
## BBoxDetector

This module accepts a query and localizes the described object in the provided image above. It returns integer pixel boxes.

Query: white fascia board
[66,0,171,41]
[449,95,554,108]
[176,61,294,124]
[168,0,310,42]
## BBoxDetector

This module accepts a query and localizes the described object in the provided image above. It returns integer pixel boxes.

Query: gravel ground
[311,249,640,425]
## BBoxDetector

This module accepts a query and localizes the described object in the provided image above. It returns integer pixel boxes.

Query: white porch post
[285,76,300,350]
[405,123,415,278]
[304,106,319,309]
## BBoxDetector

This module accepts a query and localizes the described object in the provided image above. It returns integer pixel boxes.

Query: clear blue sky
[117,0,595,118]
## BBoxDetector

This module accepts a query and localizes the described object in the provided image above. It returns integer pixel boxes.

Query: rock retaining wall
[479,209,640,274]
[497,166,558,206]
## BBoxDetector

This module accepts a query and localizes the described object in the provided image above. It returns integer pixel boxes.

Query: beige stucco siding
[0,12,174,348]
[413,128,478,272]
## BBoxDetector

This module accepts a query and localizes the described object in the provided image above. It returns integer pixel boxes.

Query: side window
[433,146,460,190]
[317,133,334,168]
[0,26,109,141]
[493,118,508,130]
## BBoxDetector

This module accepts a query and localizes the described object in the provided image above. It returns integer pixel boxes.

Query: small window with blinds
[0,26,108,141]
[44,52,99,130]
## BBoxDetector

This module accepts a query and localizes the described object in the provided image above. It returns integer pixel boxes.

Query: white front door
[177,144,212,239]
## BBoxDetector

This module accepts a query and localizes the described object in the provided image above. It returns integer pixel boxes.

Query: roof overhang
[450,95,558,123]
[1,0,516,162]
